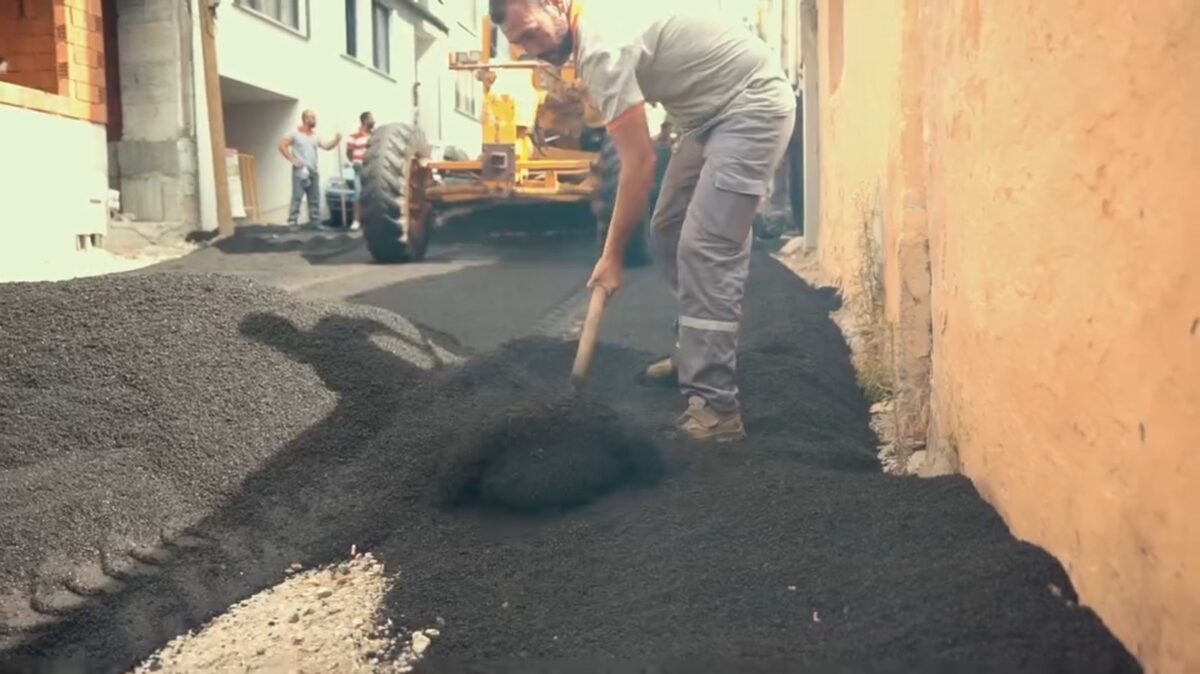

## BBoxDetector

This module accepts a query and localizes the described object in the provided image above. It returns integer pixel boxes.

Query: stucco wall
[816,1,1200,671]
[815,0,933,468]
[816,0,903,298]
[0,104,108,265]
[922,2,1199,671]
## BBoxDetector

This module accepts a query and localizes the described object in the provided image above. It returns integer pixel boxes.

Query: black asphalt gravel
[435,397,666,515]
[0,273,452,649]
[0,255,1139,673]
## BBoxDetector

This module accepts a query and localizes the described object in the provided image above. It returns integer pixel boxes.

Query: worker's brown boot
[673,396,746,443]
[636,356,678,387]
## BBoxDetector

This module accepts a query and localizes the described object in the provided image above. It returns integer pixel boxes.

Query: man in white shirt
[493,0,796,442]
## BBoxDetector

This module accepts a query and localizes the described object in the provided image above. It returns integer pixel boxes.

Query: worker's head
[301,109,317,130]
[360,111,375,132]
[490,0,572,65]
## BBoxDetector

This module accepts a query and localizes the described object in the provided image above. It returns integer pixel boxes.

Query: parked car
[324,164,359,228]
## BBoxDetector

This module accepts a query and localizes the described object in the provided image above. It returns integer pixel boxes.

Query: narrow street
[0,225,1137,673]
[2,0,1194,668]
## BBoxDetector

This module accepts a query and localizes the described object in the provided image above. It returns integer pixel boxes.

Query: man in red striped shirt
[346,111,375,230]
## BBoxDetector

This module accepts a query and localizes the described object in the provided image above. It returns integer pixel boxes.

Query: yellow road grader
[357,20,668,265]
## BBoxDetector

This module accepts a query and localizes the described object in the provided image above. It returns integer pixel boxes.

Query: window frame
[234,0,311,39]
[454,69,478,119]
[345,0,358,57]
[371,1,391,74]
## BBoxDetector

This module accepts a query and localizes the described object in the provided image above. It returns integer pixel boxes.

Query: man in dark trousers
[279,109,342,227]
[492,0,795,442]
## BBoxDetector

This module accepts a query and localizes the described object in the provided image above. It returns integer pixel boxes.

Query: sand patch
[132,552,435,673]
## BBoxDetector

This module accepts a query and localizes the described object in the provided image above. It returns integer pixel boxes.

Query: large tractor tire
[592,137,671,268]
[359,122,433,264]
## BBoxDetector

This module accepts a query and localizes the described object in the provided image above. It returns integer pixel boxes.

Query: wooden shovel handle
[571,285,610,390]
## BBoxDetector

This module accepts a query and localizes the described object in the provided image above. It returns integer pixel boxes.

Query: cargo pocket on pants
[711,159,769,198]
[691,159,767,247]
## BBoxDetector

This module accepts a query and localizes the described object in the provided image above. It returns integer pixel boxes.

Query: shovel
[570,285,610,393]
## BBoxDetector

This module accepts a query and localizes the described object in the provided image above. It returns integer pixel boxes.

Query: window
[372,2,390,73]
[345,0,358,57]
[455,70,477,118]
[237,0,303,31]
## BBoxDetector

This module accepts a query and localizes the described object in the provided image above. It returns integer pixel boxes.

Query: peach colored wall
[815,0,904,300]
[816,1,1199,672]
[816,0,933,465]
[922,1,1199,672]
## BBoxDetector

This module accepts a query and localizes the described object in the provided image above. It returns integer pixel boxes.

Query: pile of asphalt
[435,397,665,515]
[211,225,361,258]
[0,273,453,646]
[0,260,1139,674]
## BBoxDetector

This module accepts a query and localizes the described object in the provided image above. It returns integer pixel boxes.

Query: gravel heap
[0,273,455,637]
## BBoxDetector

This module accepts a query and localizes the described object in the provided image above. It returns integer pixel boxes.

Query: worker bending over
[492,0,795,442]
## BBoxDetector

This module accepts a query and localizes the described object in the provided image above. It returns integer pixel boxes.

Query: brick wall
[0,0,58,92]
[0,0,106,123]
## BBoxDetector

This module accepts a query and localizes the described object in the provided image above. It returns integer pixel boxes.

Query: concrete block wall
[109,0,198,227]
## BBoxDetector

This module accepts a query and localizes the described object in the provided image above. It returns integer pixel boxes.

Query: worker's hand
[587,253,623,296]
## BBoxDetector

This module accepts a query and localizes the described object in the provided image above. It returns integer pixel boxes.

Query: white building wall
[416,0,488,158]
[213,0,473,224]
[0,105,108,268]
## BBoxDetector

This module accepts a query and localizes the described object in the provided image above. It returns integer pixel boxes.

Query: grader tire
[359,122,431,264]
[592,137,670,268]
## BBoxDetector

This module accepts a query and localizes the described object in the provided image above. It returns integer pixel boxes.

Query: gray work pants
[650,109,796,413]
[288,169,321,225]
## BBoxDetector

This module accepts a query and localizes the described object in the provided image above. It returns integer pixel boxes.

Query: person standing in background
[279,109,341,227]
[346,111,375,231]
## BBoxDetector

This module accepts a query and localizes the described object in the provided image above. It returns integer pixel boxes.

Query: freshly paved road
[149,223,678,356]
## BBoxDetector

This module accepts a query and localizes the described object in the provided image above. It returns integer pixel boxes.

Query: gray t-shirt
[575,6,794,134]
[287,128,320,173]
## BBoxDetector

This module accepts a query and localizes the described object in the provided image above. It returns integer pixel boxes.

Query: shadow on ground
[0,256,1139,674]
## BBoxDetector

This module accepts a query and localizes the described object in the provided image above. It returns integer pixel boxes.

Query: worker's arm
[587,103,657,296]
[320,132,343,151]
[576,31,655,296]
[345,137,355,162]
[278,136,301,167]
